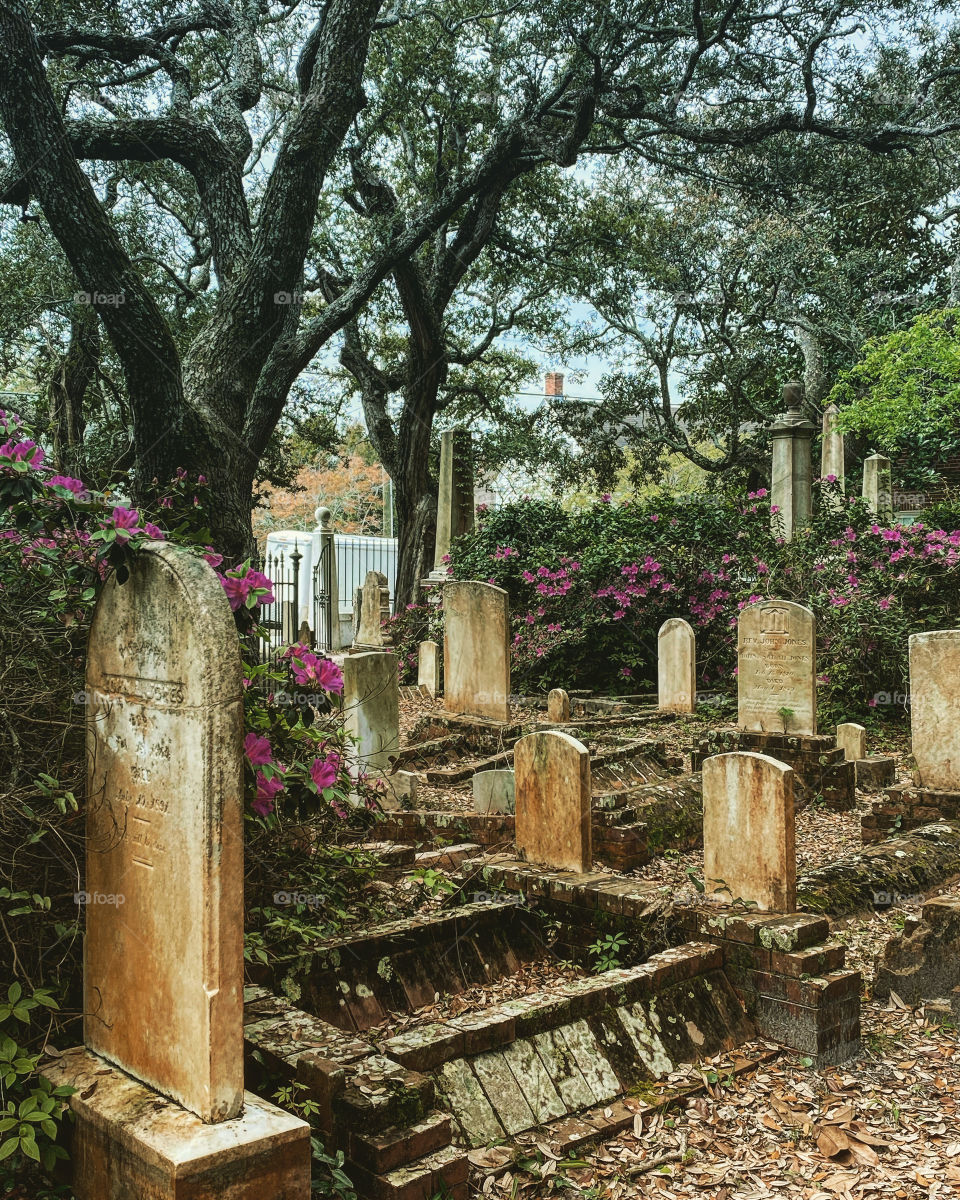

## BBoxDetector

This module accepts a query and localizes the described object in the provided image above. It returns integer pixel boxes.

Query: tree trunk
[394,489,435,609]
[47,304,98,473]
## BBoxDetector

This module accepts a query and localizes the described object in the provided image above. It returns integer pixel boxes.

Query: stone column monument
[430,429,475,580]
[770,382,816,541]
[862,454,894,524]
[820,403,845,509]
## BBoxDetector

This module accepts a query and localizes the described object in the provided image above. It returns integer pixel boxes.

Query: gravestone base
[692,730,856,811]
[862,784,960,843]
[853,755,896,791]
[44,1047,310,1200]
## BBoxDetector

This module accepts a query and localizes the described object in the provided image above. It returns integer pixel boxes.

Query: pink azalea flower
[310,753,341,792]
[244,732,273,767]
[252,772,283,817]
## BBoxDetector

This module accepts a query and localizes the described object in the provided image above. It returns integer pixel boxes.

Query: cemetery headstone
[443,581,511,722]
[910,630,960,789]
[547,687,570,722]
[418,639,440,698]
[738,600,816,735]
[355,570,389,648]
[84,542,245,1122]
[703,751,796,912]
[473,768,516,814]
[343,651,400,778]
[658,618,696,713]
[514,731,591,872]
[836,722,866,763]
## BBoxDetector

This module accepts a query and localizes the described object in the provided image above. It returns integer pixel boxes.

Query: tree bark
[47,305,98,473]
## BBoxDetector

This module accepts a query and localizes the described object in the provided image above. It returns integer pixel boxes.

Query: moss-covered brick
[381,1023,465,1073]
[347,1110,452,1174]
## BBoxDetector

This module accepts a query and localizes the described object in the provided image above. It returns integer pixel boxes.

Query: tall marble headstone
[431,429,475,577]
[820,403,845,509]
[862,454,893,524]
[658,618,696,713]
[703,751,796,912]
[85,543,244,1122]
[355,570,389,648]
[443,581,511,722]
[418,640,440,698]
[738,600,817,735]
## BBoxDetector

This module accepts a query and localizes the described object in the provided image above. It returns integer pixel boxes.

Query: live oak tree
[2,0,959,575]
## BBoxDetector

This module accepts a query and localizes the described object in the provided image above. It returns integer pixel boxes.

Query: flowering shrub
[448,487,960,719]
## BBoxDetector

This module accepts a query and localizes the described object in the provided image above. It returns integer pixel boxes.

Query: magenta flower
[107,506,143,542]
[0,438,45,467]
[252,772,283,817]
[143,522,163,540]
[203,548,224,570]
[310,752,341,791]
[46,474,88,497]
[244,732,273,767]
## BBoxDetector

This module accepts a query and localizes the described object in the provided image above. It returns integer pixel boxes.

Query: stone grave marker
[738,600,816,735]
[431,429,475,578]
[344,650,400,779]
[84,542,245,1122]
[547,687,570,722]
[836,722,866,763]
[418,639,440,698]
[910,630,960,789]
[514,730,591,872]
[703,751,796,912]
[863,453,893,523]
[52,542,311,1196]
[443,581,511,722]
[473,768,516,814]
[355,570,389,648]
[658,618,696,713]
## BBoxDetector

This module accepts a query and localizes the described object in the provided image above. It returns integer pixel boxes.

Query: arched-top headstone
[703,751,796,912]
[737,600,816,735]
[84,542,245,1123]
[514,730,591,872]
[355,569,388,648]
[910,630,960,789]
[658,618,696,713]
[443,581,510,722]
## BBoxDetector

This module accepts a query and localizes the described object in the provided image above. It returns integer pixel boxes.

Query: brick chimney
[544,371,565,397]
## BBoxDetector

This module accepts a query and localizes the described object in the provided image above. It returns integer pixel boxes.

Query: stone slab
[43,1046,310,1200]
[84,542,244,1122]
[418,641,440,698]
[836,722,866,762]
[547,688,570,722]
[344,650,400,777]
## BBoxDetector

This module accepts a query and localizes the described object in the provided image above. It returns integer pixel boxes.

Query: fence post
[314,505,342,651]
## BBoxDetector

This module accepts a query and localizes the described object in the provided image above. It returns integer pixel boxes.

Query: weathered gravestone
[354,569,390,648]
[48,543,310,1198]
[84,543,245,1121]
[547,687,570,722]
[820,403,845,508]
[910,630,960,789]
[344,650,400,779]
[703,751,796,912]
[862,453,893,523]
[418,639,440,698]
[738,600,816,735]
[658,618,696,713]
[430,429,475,579]
[473,768,516,814]
[836,722,866,763]
[514,731,591,872]
[443,581,511,722]
[770,382,816,542]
